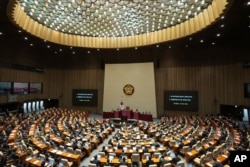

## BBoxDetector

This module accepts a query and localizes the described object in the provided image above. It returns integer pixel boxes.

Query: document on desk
[57,151,62,154]
[26,157,31,161]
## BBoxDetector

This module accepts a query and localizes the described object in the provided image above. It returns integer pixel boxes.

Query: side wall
[0,45,250,117]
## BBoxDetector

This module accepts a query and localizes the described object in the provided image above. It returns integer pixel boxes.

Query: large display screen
[164,90,198,111]
[29,82,43,93]
[72,89,98,106]
[0,82,12,95]
[244,83,250,98]
[12,82,29,94]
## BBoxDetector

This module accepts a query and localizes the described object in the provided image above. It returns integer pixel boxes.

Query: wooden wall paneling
[61,67,104,114]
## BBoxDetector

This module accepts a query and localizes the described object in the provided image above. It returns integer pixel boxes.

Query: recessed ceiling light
[24,37,28,40]
[220,24,225,28]
[0,32,2,35]
[30,43,33,46]
[216,33,221,37]
[9,0,226,48]
[200,39,204,43]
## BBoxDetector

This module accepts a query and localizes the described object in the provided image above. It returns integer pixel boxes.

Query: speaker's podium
[121,110,127,122]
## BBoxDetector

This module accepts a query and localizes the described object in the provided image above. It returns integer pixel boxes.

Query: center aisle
[80,116,119,167]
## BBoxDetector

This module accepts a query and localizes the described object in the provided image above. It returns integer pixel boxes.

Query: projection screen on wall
[103,62,157,118]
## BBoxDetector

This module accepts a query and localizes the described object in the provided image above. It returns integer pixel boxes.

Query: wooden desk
[48,148,81,166]
[25,157,42,167]
[99,156,120,165]
[16,149,27,162]
[90,139,100,148]
[205,154,228,167]
[160,137,172,146]
[8,126,19,143]
[186,149,199,163]
[183,140,191,146]
[32,138,48,151]
[28,124,36,137]
[148,146,167,153]
[50,135,64,145]
[141,157,160,166]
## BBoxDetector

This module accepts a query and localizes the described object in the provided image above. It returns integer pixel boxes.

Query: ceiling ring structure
[7,0,231,48]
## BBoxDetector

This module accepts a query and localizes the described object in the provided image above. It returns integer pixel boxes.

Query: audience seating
[193,154,206,167]
[176,161,185,167]
[2,107,246,167]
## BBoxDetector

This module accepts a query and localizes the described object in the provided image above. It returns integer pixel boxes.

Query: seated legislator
[146,156,155,166]
[119,157,128,166]
[91,155,101,167]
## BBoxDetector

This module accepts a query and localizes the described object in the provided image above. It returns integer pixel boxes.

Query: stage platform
[103,110,153,122]
[109,118,138,128]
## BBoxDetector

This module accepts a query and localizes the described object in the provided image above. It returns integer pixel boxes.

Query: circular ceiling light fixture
[7,0,231,48]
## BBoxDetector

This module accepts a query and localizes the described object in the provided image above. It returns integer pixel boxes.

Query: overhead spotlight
[200,39,204,43]
[216,33,221,37]
[0,32,2,35]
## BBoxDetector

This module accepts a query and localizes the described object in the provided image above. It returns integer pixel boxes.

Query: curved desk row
[103,110,153,122]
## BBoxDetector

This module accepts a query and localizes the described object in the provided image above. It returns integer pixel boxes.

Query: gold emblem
[123,84,134,95]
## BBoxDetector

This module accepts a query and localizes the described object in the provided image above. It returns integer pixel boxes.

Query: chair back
[163,163,172,167]
[149,164,157,167]
[131,153,140,162]
[177,161,185,167]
